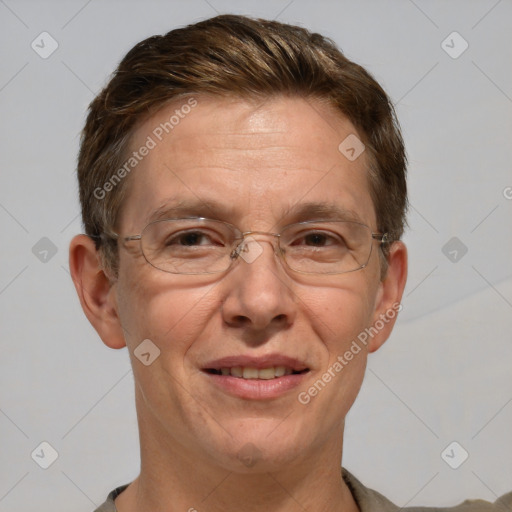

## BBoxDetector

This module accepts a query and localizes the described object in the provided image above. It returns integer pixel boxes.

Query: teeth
[257,368,276,380]
[243,367,259,379]
[217,366,297,379]
[274,366,286,377]
[231,366,243,377]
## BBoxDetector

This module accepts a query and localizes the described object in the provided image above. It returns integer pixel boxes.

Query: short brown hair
[77,14,407,275]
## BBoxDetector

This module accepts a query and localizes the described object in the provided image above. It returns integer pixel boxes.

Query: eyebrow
[147,198,233,223]
[146,199,364,226]
[282,202,364,224]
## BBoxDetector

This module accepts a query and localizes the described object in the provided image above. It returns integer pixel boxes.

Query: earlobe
[69,234,126,349]
[368,241,408,353]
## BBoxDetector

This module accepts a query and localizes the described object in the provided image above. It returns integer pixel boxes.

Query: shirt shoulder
[92,484,128,512]
[447,493,512,512]
[341,468,512,512]
[93,475,512,512]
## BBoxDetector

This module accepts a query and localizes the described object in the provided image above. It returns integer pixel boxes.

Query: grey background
[0,0,511,510]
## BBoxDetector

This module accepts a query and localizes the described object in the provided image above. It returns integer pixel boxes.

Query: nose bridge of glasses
[231,231,283,265]
[240,230,281,250]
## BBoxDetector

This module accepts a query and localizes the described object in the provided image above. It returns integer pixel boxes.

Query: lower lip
[203,371,309,400]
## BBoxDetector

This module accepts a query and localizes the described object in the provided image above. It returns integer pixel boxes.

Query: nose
[220,236,297,333]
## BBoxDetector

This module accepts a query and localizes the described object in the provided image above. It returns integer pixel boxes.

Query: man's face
[112,95,393,470]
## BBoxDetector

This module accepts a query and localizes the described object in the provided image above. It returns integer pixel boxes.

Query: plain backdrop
[0,1,511,510]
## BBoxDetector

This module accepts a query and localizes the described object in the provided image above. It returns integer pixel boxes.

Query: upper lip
[202,354,309,372]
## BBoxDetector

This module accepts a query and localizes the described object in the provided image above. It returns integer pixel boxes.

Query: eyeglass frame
[96,217,391,276]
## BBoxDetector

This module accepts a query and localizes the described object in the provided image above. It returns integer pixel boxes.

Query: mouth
[200,355,311,400]
[203,366,310,379]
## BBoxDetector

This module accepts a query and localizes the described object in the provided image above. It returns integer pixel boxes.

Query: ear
[367,241,408,353]
[69,234,126,349]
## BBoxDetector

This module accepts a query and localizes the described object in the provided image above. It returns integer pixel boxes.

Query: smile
[201,356,311,399]
[205,366,309,379]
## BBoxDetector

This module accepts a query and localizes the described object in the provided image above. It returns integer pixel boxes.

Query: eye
[292,230,345,248]
[165,229,223,247]
[302,232,333,246]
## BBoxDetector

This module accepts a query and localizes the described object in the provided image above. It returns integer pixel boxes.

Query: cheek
[304,283,376,350]
[115,266,218,354]
[302,283,375,378]
[298,287,373,418]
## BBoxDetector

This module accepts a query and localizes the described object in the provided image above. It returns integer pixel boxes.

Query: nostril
[231,315,251,327]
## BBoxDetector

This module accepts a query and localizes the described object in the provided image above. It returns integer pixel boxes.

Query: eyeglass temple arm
[372,233,391,243]
[89,232,141,243]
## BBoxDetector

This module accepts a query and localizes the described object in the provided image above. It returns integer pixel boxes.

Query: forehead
[120,95,376,231]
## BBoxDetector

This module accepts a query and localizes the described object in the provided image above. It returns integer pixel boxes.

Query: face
[109,95,400,471]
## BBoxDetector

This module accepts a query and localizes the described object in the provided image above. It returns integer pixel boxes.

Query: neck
[116,397,359,512]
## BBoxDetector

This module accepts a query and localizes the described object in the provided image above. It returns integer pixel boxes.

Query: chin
[207,422,309,473]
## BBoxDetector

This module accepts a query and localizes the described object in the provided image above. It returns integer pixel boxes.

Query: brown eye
[162,228,225,248]
[174,232,209,246]
[303,233,330,246]
[292,231,344,248]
